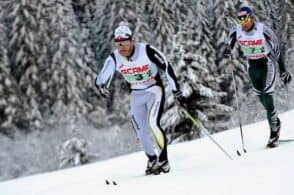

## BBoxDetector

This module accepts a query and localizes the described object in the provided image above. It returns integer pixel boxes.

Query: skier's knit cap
[238,6,253,17]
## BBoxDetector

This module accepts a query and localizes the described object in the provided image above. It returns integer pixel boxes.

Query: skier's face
[115,40,134,57]
[237,14,254,32]
[241,17,254,31]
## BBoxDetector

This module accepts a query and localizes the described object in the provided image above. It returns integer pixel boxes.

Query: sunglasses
[114,40,131,47]
[237,15,251,25]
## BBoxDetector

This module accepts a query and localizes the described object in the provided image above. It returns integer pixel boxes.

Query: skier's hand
[96,84,110,98]
[173,90,188,109]
[223,46,231,59]
[280,71,292,84]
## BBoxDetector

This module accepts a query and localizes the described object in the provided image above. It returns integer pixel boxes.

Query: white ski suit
[96,43,180,161]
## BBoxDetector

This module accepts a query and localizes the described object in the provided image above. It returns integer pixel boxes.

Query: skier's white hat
[114,24,132,42]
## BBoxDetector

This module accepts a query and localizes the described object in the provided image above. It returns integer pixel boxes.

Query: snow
[1,110,294,195]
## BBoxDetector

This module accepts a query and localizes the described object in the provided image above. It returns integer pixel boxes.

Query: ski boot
[145,155,157,175]
[267,118,281,148]
[151,159,170,175]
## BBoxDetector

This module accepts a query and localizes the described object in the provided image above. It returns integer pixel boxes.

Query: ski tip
[105,179,117,185]
[236,150,241,156]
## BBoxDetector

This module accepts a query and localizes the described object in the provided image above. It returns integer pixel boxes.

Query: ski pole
[231,69,247,155]
[106,71,115,89]
[284,84,289,109]
[182,110,233,160]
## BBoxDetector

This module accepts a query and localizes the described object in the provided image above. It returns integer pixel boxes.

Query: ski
[237,138,294,156]
[279,139,294,143]
[266,138,294,149]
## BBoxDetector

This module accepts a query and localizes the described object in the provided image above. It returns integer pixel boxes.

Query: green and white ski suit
[227,22,287,130]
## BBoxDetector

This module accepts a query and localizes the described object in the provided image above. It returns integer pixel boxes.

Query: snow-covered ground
[1,110,294,195]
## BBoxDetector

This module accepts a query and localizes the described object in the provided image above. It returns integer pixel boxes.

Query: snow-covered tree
[0,0,293,142]
[266,0,294,59]
[72,0,97,27]
[0,17,20,136]
[162,0,233,142]
[5,0,45,130]
[90,0,112,63]
[143,0,176,53]
[2,0,102,132]
[58,128,96,168]
[0,66,25,137]
[38,0,97,116]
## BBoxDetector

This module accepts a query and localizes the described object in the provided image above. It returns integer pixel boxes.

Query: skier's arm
[263,24,291,84]
[224,26,237,58]
[146,44,180,92]
[263,24,286,72]
[226,26,237,48]
[95,54,116,98]
[95,54,116,88]
[146,45,187,108]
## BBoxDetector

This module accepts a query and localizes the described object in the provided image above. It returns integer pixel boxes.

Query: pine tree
[2,0,101,132]
[143,0,176,53]
[72,0,97,27]
[39,0,95,116]
[5,0,44,130]
[0,17,27,136]
[268,0,294,58]
[162,0,233,142]
[90,0,112,63]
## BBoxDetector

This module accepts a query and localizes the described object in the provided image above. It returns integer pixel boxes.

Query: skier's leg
[248,57,280,147]
[146,86,170,174]
[130,91,160,174]
[259,93,279,130]
[262,57,280,146]
[248,58,267,95]
[248,57,278,127]
[146,86,167,160]
[130,92,157,157]
[259,93,281,147]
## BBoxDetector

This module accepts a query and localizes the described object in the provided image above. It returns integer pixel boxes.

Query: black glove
[280,71,292,84]
[173,90,187,109]
[95,84,110,98]
[223,46,231,59]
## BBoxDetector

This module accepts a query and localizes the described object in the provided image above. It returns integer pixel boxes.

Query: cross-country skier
[95,23,186,175]
[224,6,292,148]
